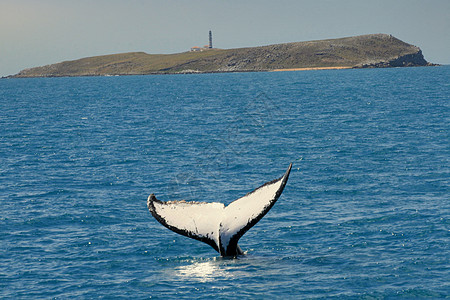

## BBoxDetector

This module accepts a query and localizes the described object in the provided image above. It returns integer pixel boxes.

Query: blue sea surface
[1,66,449,299]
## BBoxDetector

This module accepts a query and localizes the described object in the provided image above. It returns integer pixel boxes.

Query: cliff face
[10,34,434,78]
[358,50,430,68]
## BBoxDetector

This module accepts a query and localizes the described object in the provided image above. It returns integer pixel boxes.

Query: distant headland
[8,34,437,78]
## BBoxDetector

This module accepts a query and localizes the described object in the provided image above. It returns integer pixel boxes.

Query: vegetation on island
[10,34,434,78]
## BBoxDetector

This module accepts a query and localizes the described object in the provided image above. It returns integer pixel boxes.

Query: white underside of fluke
[147,163,292,256]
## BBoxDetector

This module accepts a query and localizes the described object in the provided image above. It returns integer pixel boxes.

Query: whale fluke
[147,163,292,256]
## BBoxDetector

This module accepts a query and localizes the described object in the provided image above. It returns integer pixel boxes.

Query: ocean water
[0,66,449,299]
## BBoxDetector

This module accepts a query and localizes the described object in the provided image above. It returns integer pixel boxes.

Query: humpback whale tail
[147,163,292,257]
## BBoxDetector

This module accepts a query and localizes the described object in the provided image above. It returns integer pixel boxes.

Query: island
[10,34,435,78]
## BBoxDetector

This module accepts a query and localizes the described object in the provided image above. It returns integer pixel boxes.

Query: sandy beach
[272,66,353,72]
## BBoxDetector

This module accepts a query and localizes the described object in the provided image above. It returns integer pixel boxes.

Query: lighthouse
[209,31,213,49]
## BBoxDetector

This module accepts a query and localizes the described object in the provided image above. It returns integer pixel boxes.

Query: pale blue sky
[1,0,449,76]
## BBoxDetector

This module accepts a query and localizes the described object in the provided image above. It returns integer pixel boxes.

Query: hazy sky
[1,0,449,77]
